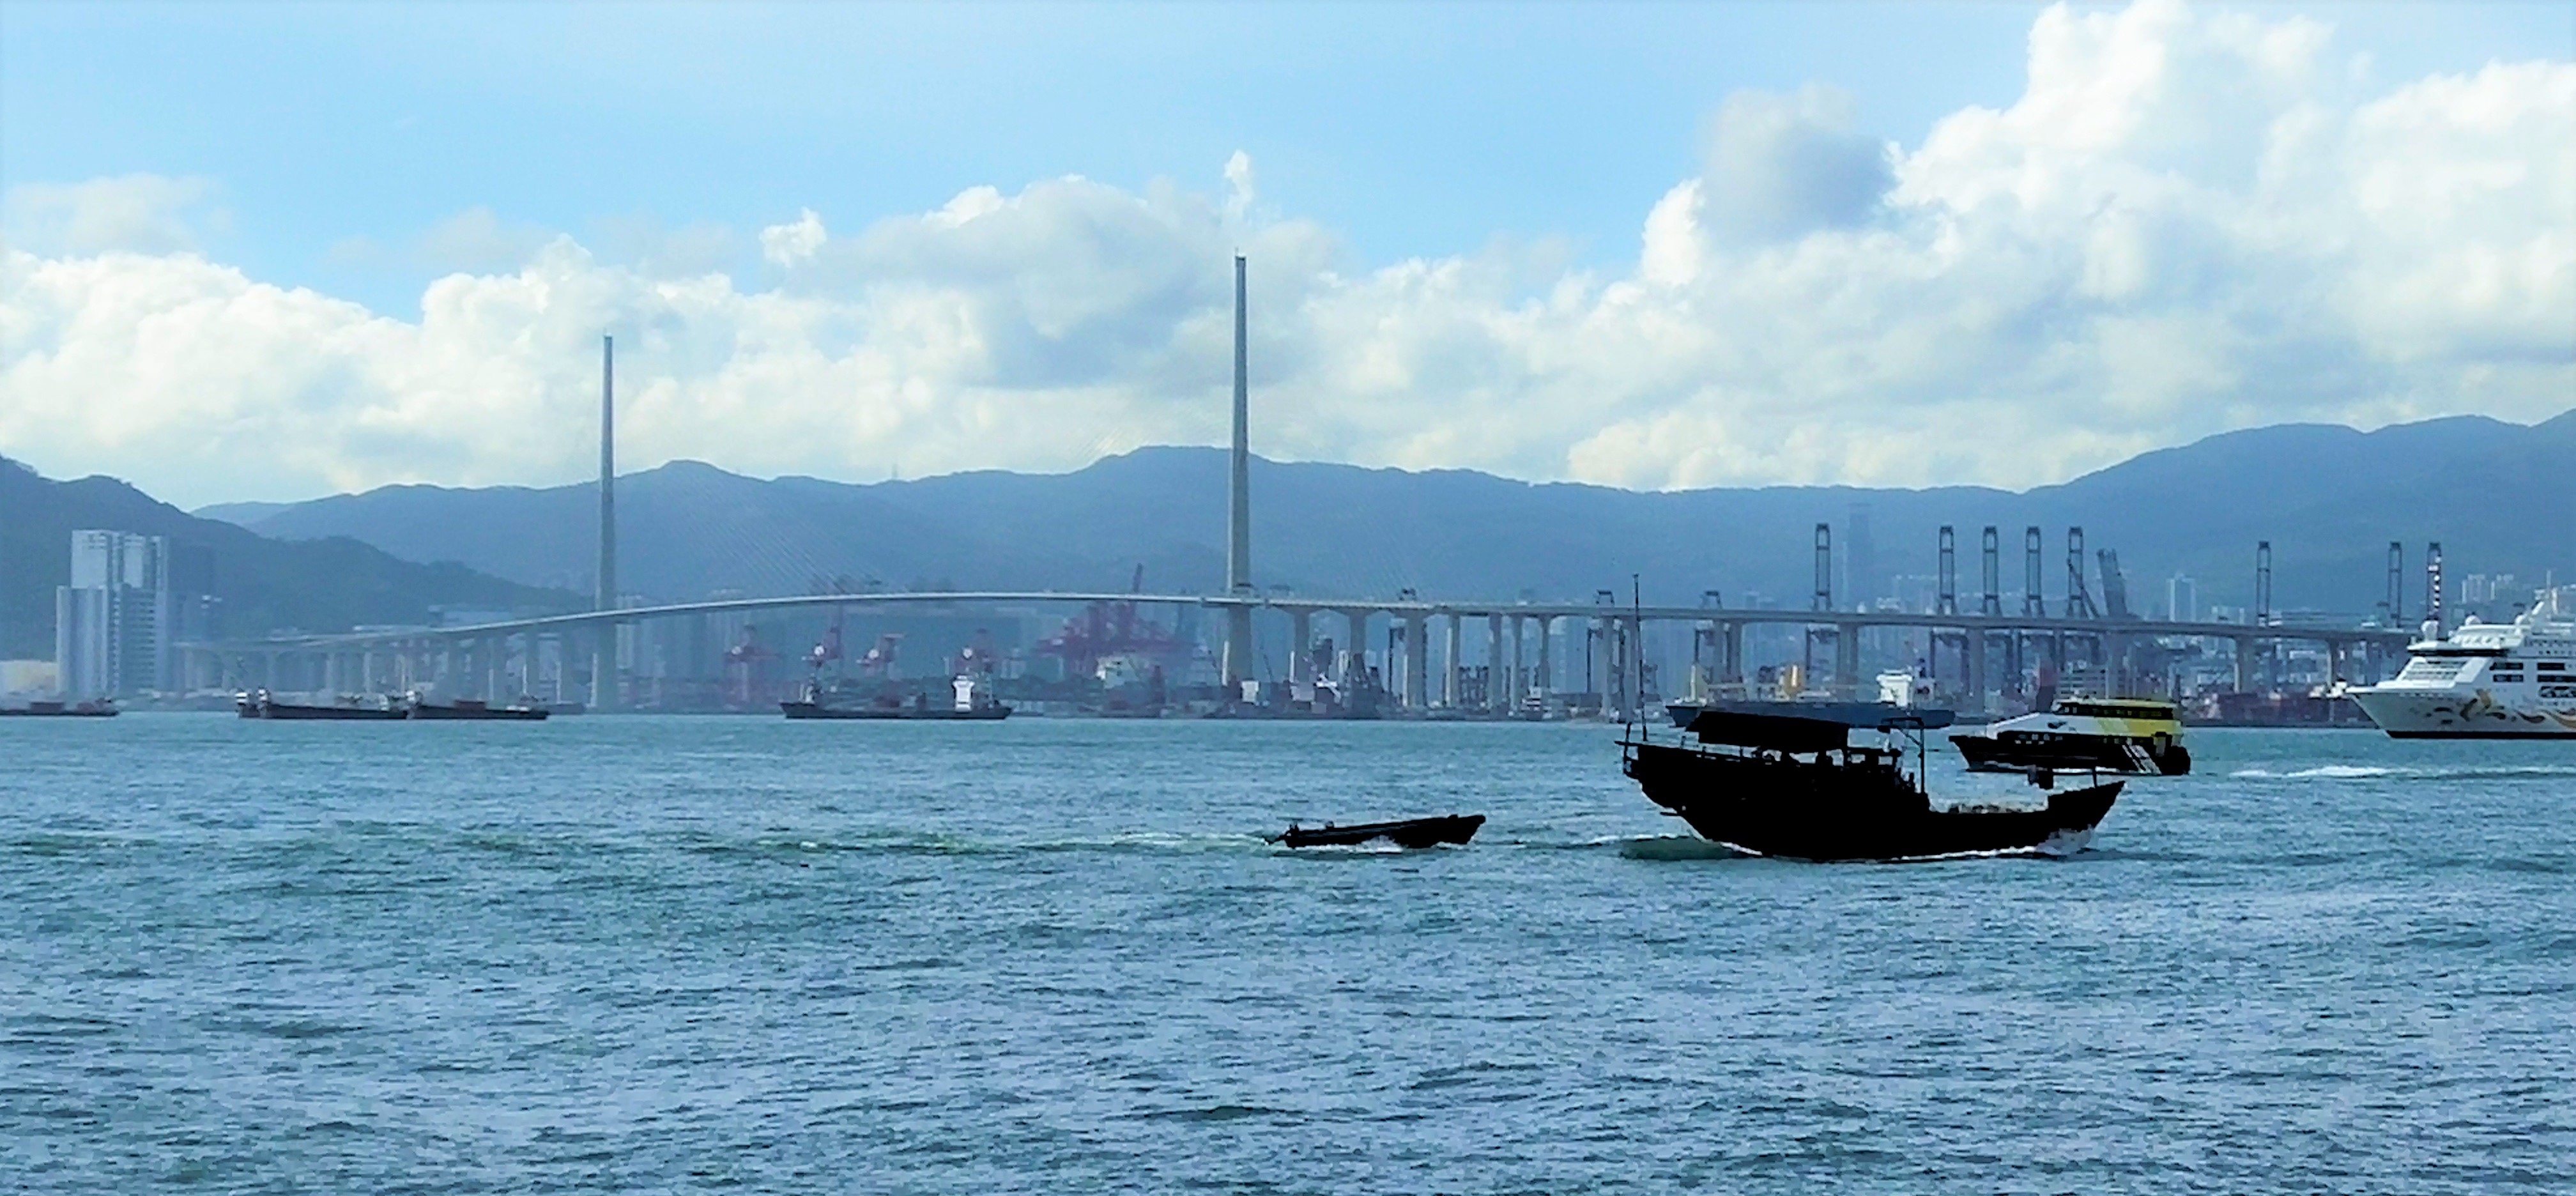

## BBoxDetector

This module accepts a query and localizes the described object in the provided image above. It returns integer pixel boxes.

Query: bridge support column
[1404,614,1428,711]
[485,641,504,702]
[1524,616,1545,701]
[1343,610,1370,694]
[590,625,614,710]
[1485,615,1505,713]
[1836,622,1862,693]
[1289,609,1312,696]
[1965,629,1987,716]
[1507,615,1525,707]
[2234,636,2257,693]
[1721,622,1743,685]
[1443,613,1462,709]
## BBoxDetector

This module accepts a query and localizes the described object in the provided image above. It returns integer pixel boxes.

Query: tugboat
[781,675,1013,721]
[1623,700,2120,861]
[1271,814,1485,849]
[235,689,409,720]
[1949,696,2192,775]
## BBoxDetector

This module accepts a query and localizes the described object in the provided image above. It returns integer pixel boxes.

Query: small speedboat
[1272,814,1485,849]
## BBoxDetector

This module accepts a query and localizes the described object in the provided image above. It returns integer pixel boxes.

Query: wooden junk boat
[1623,700,2120,862]
[1271,814,1485,849]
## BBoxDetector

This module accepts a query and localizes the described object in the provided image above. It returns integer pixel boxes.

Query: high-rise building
[2165,573,2197,623]
[1845,504,1876,612]
[54,530,213,697]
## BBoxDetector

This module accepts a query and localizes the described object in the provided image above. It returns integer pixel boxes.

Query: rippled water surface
[4,715,2573,1192]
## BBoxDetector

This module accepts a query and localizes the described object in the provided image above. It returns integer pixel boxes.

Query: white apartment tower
[56,530,174,698]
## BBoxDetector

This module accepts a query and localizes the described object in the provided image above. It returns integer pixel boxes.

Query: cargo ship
[235,690,408,720]
[781,675,1012,721]
[0,698,118,717]
[408,697,550,721]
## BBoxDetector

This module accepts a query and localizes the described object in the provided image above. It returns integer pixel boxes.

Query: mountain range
[194,408,2574,624]
[0,457,581,661]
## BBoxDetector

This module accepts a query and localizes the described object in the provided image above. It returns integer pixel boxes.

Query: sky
[2,0,2570,508]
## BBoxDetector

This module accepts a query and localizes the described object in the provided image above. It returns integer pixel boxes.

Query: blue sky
[9,1,2563,311]
[3,1,2571,505]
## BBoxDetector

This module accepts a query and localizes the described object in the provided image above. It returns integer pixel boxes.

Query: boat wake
[1616,836,1747,862]
[1614,831,2096,864]
[2230,764,2576,781]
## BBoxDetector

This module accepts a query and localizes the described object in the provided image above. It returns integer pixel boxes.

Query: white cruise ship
[2350,610,2576,739]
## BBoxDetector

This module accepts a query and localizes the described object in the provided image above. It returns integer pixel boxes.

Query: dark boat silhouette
[408,698,549,721]
[0,698,118,717]
[1625,701,2119,862]
[1271,814,1485,849]
[235,690,408,720]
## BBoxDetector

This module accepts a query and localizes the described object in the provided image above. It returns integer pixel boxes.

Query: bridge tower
[1220,255,1255,696]
[592,334,617,709]
[1936,526,1958,617]
[2256,540,2273,625]
[2384,541,2404,625]
[2022,527,2044,617]
[1980,527,2002,617]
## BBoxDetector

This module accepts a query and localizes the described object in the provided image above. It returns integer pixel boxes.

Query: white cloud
[758,208,827,266]
[1,174,220,256]
[1,0,2569,507]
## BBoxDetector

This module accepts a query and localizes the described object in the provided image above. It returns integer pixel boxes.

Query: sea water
[4,716,2572,1192]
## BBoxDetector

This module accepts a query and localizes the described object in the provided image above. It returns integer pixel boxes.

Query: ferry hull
[2350,688,2576,739]
[1952,733,2191,775]
[1625,741,2119,862]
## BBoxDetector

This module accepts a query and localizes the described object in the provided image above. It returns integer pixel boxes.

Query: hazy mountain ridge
[1,456,582,660]
[202,410,2573,620]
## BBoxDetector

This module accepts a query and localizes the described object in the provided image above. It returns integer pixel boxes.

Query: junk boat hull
[780,700,1011,721]
[1275,814,1484,849]
[1627,741,2119,861]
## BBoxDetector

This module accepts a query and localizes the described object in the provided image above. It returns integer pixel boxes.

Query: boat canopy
[1680,700,1956,752]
